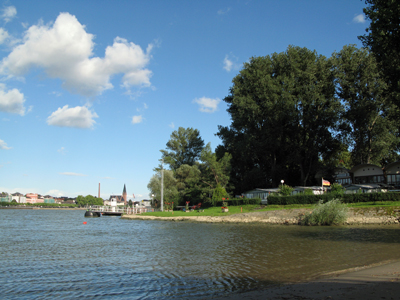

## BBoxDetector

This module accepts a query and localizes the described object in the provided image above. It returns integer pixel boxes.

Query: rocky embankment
[121,207,400,225]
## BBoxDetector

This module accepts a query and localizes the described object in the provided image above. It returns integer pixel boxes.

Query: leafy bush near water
[301,200,348,226]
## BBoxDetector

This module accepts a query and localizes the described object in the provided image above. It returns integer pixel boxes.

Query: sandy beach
[213,260,400,300]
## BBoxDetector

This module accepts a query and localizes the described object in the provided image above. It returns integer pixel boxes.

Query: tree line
[149,0,400,201]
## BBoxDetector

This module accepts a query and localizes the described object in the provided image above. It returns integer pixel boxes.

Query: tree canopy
[359,0,400,107]
[161,127,205,171]
[217,46,342,193]
[332,44,399,165]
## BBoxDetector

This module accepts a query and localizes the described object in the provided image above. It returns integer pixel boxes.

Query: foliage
[303,189,314,196]
[359,0,400,108]
[175,164,207,205]
[332,44,399,165]
[200,143,232,190]
[147,169,178,205]
[75,195,103,206]
[279,184,294,196]
[301,200,348,226]
[330,183,345,197]
[210,184,228,207]
[217,45,342,194]
[128,199,132,207]
[161,127,205,171]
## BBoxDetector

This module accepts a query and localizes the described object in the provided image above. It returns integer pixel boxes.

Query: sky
[0,0,369,201]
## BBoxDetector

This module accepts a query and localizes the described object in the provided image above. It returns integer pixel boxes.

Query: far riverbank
[121,207,400,225]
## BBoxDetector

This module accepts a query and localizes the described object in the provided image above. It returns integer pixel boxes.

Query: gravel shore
[121,207,400,225]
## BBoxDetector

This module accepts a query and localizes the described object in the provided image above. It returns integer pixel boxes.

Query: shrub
[303,189,314,195]
[211,184,229,206]
[330,183,345,197]
[301,199,348,226]
[279,184,293,196]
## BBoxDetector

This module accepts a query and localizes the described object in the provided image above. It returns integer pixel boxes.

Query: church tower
[122,184,127,205]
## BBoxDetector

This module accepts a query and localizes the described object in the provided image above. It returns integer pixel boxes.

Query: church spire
[123,184,127,205]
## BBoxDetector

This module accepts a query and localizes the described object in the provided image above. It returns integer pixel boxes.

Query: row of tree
[75,195,104,206]
[149,0,400,201]
[216,44,399,194]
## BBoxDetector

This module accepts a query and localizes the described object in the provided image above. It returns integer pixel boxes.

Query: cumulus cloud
[1,6,17,23]
[169,122,175,128]
[0,28,9,44]
[0,139,11,150]
[0,83,26,115]
[0,13,153,97]
[59,172,87,176]
[47,105,98,128]
[223,54,240,72]
[353,14,366,23]
[193,97,220,113]
[131,115,143,124]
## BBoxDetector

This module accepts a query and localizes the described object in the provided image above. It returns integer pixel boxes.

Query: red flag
[133,194,135,198]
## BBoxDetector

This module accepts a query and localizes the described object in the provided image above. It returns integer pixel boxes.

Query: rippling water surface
[1,209,400,299]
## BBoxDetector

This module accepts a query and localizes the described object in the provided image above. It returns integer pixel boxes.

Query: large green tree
[359,0,400,107]
[332,45,399,165]
[200,143,231,190]
[175,164,207,205]
[161,127,205,171]
[217,46,342,193]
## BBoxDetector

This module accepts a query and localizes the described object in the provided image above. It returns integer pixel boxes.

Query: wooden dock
[89,205,155,216]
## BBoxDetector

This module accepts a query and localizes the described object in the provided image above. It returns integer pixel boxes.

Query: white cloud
[218,7,231,15]
[223,54,240,72]
[0,28,9,44]
[353,14,366,23]
[47,105,98,128]
[59,172,87,177]
[0,13,153,97]
[0,83,25,115]
[169,122,175,128]
[193,97,220,113]
[46,189,65,197]
[0,139,11,150]
[57,146,66,154]
[1,6,17,23]
[131,115,143,124]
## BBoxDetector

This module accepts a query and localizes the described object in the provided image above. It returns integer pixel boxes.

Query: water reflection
[0,209,399,299]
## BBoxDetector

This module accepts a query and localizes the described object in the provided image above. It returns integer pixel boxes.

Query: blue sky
[1,0,368,200]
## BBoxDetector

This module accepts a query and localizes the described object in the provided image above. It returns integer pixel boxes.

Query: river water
[1,209,400,299]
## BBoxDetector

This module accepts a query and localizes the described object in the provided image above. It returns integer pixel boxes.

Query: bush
[279,184,293,196]
[330,183,345,197]
[211,184,229,206]
[301,199,348,226]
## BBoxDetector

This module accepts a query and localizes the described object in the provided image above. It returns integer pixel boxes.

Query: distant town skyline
[1,1,368,200]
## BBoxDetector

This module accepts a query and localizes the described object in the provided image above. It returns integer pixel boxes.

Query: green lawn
[141,201,400,218]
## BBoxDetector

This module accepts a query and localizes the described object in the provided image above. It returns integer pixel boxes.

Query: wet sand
[213,260,400,300]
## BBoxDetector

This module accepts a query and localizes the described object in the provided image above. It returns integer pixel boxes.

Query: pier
[89,205,155,216]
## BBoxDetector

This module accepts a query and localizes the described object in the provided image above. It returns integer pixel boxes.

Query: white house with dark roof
[350,164,385,185]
